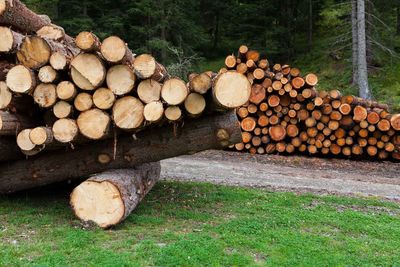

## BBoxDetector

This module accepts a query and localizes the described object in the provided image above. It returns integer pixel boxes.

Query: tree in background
[355,0,371,99]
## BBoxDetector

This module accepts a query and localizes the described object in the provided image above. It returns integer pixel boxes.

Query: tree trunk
[397,7,400,35]
[70,163,161,228]
[0,111,241,194]
[308,0,313,51]
[357,0,371,99]
[351,0,359,86]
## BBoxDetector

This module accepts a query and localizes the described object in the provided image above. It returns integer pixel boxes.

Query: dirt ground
[161,150,400,201]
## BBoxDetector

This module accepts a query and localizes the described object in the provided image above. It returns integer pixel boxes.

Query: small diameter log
[56,81,77,101]
[133,54,167,82]
[212,71,251,109]
[0,111,34,135]
[184,93,206,117]
[161,78,188,105]
[353,106,368,122]
[75,31,101,52]
[77,109,110,140]
[390,114,400,131]
[52,118,79,143]
[137,79,162,104]
[33,83,57,108]
[49,51,70,70]
[305,73,318,86]
[74,92,93,112]
[189,73,212,94]
[6,65,36,94]
[29,126,53,145]
[269,125,286,141]
[106,65,136,95]
[38,65,58,83]
[17,36,78,69]
[225,55,236,69]
[71,163,161,228]
[249,84,266,105]
[100,36,134,64]
[143,101,164,123]
[93,88,115,110]
[241,117,256,132]
[16,128,42,155]
[112,96,144,130]
[164,106,182,122]
[70,53,106,90]
[0,111,241,193]
[0,26,23,53]
[291,77,305,89]
[53,101,73,119]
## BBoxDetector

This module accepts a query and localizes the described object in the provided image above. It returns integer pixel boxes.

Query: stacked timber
[0,0,245,228]
[0,0,250,158]
[228,46,400,161]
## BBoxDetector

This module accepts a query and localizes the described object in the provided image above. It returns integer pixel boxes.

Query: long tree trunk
[70,163,161,228]
[351,0,359,86]
[397,7,400,35]
[0,111,241,194]
[357,0,371,99]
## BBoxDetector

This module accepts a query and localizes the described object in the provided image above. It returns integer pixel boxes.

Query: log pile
[0,0,245,228]
[226,46,400,161]
[0,0,249,159]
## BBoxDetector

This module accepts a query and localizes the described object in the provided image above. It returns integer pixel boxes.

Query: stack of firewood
[0,0,245,228]
[226,45,400,161]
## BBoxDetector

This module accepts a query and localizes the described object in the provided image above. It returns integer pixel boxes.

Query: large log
[0,0,74,43]
[0,137,24,162]
[70,163,161,228]
[0,111,241,193]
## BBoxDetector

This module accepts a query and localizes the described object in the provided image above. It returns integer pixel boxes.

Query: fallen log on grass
[70,162,161,228]
[0,111,241,194]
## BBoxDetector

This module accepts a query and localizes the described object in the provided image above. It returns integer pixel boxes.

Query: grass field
[1,181,400,266]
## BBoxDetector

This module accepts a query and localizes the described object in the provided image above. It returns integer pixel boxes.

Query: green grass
[1,181,400,266]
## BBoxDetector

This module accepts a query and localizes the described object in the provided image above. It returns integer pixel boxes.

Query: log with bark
[70,162,161,228]
[0,111,241,193]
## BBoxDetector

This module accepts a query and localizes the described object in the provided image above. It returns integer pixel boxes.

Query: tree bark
[0,111,241,193]
[357,0,371,99]
[351,0,359,86]
[0,137,24,162]
[70,163,161,228]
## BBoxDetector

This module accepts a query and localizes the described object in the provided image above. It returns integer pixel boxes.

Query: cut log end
[49,52,68,70]
[17,129,36,151]
[184,93,206,116]
[56,81,76,101]
[53,101,73,119]
[76,31,100,52]
[161,78,188,105]
[74,92,93,112]
[29,127,53,145]
[71,53,105,90]
[189,73,212,94]
[101,36,131,64]
[17,36,51,69]
[6,65,36,94]
[164,106,182,122]
[0,26,14,52]
[52,118,78,143]
[93,88,116,110]
[137,79,161,104]
[143,101,164,123]
[213,71,251,109]
[133,54,156,79]
[112,96,144,130]
[38,65,58,83]
[106,65,136,95]
[77,109,110,140]
[33,83,57,108]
